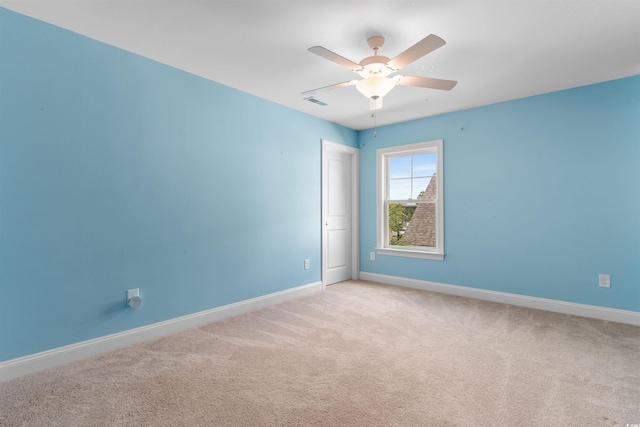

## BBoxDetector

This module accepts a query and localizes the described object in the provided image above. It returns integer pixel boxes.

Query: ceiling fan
[302,34,457,110]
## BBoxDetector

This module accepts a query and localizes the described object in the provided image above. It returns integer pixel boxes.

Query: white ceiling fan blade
[301,80,358,97]
[308,46,362,72]
[396,75,457,91]
[388,34,446,70]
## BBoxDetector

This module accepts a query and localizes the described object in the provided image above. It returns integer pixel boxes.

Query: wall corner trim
[359,272,640,326]
[0,281,323,383]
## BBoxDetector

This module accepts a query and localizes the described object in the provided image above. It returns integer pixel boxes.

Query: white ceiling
[2,1,639,130]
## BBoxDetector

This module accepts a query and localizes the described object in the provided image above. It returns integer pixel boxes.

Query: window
[376,140,444,260]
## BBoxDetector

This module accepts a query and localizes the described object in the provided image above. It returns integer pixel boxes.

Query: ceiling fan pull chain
[371,99,377,137]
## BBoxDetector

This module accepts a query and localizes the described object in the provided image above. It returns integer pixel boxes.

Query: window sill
[376,247,445,261]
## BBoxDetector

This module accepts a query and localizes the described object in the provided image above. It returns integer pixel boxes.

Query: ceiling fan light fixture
[356,76,396,100]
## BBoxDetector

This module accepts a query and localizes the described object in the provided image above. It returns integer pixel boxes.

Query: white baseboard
[359,272,640,326]
[0,281,323,383]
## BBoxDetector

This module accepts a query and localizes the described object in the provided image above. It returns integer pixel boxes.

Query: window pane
[388,156,411,179]
[387,203,415,246]
[389,178,412,200]
[412,177,431,199]
[388,201,436,248]
[412,153,437,177]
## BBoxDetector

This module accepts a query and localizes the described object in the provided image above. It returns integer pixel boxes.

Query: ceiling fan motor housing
[359,55,393,77]
[359,36,395,77]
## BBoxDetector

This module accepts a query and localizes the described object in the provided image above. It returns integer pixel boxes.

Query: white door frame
[321,139,360,289]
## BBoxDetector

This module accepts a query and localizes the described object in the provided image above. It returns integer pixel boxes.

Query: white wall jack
[370,252,375,261]
[598,274,611,288]
[304,259,310,270]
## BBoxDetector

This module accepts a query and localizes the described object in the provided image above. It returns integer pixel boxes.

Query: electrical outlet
[304,259,310,270]
[599,274,610,288]
[370,252,375,261]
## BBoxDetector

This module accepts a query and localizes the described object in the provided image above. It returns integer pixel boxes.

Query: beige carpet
[1,280,639,426]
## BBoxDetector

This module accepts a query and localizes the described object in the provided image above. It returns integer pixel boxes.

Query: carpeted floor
[1,280,639,426]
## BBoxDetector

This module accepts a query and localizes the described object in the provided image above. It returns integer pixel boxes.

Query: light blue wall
[359,75,640,312]
[0,8,357,361]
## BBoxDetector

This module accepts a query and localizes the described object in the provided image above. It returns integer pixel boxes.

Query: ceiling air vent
[304,97,327,106]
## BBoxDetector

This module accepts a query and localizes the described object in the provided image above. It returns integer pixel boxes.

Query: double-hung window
[376,139,444,260]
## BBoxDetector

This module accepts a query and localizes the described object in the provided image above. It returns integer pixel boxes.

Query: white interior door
[322,140,359,287]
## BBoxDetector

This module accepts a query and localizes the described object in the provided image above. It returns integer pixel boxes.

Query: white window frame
[376,139,444,260]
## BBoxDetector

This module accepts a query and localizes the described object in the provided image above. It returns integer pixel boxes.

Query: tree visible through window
[376,140,444,260]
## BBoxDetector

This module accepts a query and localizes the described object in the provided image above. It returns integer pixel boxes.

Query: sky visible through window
[388,153,436,200]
